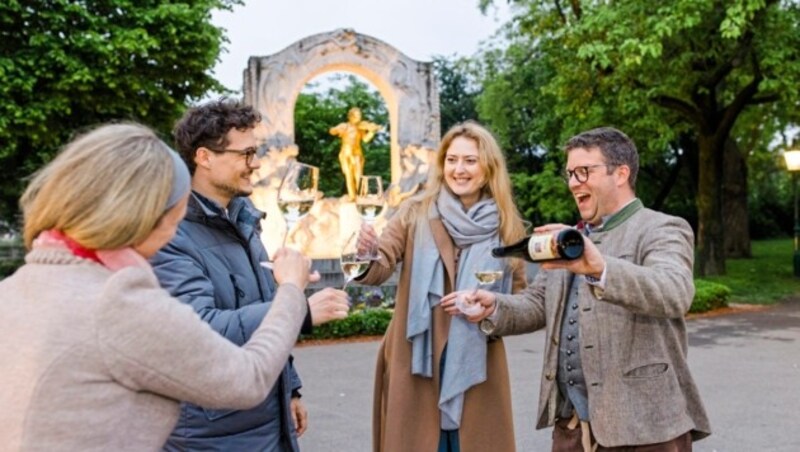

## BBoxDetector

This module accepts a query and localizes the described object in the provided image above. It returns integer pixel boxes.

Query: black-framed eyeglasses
[563,164,615,183]
[209,146,259,166]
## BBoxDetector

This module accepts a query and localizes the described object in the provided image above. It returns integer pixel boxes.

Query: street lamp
[784,148,800,277]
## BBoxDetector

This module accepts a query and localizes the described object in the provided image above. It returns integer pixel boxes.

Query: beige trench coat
[360,204,527,452]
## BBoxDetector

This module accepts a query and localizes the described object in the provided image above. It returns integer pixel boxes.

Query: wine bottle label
[527,233,558,261]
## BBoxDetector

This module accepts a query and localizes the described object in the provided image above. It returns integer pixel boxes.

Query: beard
[211,175,251,201]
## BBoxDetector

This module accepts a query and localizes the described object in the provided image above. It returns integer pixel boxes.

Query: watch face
[479,319,496,335]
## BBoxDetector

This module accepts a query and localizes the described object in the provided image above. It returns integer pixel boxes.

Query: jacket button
[567,335,575,341]
[552,337,559,346]
[567,365,573,371]
[545,373,554,381]
[568,380,575,386]
[566,350,573,356]
[572,304,579,310]
[569,319,576,325]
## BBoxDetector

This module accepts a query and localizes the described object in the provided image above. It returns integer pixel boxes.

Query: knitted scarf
[407,188,511,430]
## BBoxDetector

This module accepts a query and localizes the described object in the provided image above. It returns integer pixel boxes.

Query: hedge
[301,307,393,340]
[690,279,732,313]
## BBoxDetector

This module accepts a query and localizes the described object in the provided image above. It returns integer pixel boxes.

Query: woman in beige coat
[357,121,528,452]
[0,124,333,451]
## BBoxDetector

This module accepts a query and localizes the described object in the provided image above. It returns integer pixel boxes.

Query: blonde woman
[0,123,318,451]
[357,121,528,452]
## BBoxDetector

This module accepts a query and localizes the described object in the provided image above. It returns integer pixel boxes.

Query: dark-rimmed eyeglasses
[209,146,259,166]
[563,164,615,183]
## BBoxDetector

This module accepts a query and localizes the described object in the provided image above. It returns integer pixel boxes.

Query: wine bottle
[491,228,584,262]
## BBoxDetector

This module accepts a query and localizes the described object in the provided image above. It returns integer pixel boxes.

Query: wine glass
[356,175,384,225]
[339,232,374,292]
[277,162,319,247]
[454,269,505,316]
[356,175,384,259]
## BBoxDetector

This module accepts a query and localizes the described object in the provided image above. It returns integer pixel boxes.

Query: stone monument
[244,28,440,259]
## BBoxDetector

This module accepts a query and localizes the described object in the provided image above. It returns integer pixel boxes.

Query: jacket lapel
[430,218,456,289]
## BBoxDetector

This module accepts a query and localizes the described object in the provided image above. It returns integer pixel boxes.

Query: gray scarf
[407,188,511,430]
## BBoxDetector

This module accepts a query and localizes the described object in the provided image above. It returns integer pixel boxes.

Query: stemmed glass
[339,232,375,291]
[261,162,318,271]
[277,162,319,247]
[356,176,384,225]
[454,269,505,316]
[356,175,384,259]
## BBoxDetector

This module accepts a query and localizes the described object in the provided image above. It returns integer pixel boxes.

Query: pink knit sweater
[0,248,307,451]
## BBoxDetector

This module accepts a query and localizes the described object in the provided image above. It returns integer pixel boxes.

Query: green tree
[294,75,389,197]
[433,55,481,134]
[0,0,236,222]
[480,0,800,275]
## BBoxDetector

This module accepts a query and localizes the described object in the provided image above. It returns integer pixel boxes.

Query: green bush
[301,307,393,340]
[690,280,732,313]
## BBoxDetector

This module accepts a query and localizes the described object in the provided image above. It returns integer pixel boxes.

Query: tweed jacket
[0,248,307,452]
[359,203,527,452]
[482,203,711,447]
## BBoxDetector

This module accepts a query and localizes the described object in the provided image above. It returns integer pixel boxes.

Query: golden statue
[329,107,383,201]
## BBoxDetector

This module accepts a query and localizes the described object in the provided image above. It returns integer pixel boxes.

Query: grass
[698,238,800,304]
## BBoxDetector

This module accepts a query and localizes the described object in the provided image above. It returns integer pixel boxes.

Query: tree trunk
[696,134,726,276]
[650,146,683,211]
[723,138,751,258]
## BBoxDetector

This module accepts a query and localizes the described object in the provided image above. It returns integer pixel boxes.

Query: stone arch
[244,28,440,189]
[243,29,440,258]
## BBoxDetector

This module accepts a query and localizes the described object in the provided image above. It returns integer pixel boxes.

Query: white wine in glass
[339,232,378,292]
[278,198,315,224]
[278,162,319,246]
[474,270,504,285]
[340,254,371,290]
[455,270,505,316]
[356,175,384,224]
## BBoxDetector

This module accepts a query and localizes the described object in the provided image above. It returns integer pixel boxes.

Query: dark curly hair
[172,97,261,174]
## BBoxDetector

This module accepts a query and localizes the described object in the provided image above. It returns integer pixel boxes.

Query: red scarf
[47,230,102,264]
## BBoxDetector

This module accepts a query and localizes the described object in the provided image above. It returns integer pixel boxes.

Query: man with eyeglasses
[150,98,350,451]
[443,127,711,450]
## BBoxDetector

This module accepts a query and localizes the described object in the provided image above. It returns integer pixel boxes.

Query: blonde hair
[21,123,175,250]
[401,121,526,245]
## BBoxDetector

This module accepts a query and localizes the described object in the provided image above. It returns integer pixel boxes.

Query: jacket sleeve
[288,356,302,393]
[97,267,307,410]
[510,258,529,294]
[591,215,695,318]
[356,204,412,286]
[481,269,547,336]
[151,230,269,346]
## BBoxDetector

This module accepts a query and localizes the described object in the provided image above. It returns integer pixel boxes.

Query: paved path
[294,301,800,451]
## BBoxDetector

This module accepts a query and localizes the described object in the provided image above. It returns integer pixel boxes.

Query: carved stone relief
[244,29,440,258]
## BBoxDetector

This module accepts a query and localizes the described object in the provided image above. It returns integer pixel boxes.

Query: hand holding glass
[454,270,504,316]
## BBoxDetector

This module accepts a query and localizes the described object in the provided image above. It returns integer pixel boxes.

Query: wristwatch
[479,318,496,335]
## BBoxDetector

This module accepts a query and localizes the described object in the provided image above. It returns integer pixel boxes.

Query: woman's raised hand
[356,222,379,257]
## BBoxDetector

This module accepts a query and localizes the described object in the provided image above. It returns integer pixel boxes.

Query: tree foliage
[0,0,236,221]
[433,55,481,134]
[294,74,389,197]
[478,0,800,275]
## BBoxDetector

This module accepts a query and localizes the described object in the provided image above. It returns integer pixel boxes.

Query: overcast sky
[211,0,511,94]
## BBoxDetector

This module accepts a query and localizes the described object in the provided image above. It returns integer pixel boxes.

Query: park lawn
[699,238,800,304]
